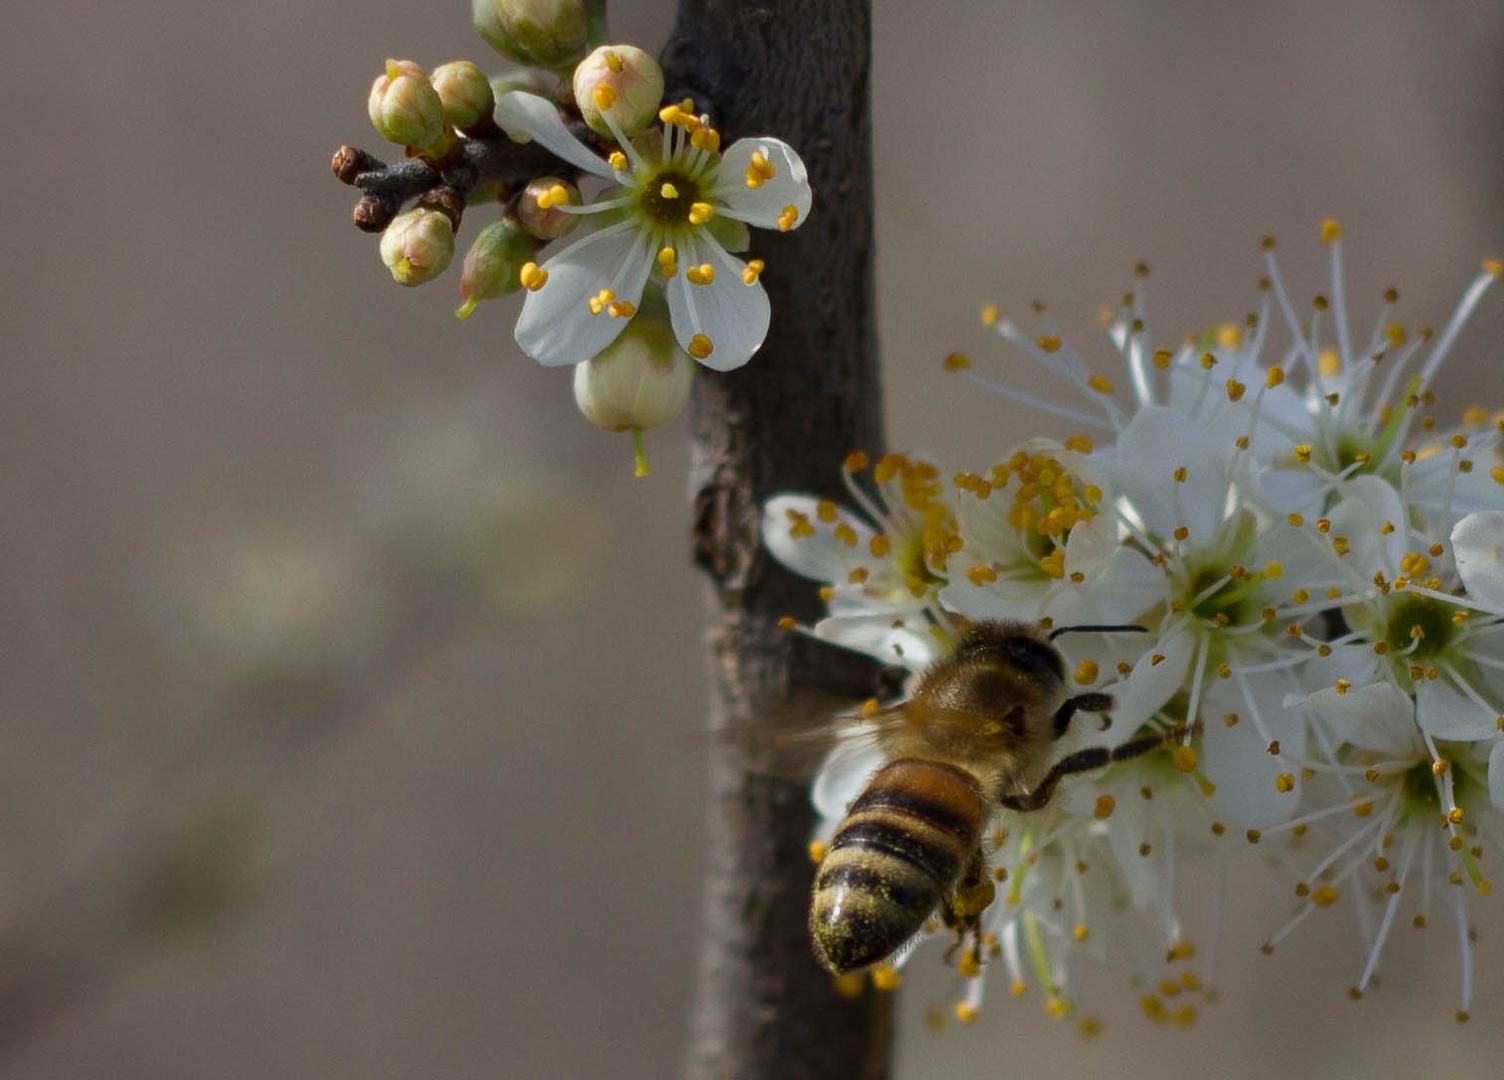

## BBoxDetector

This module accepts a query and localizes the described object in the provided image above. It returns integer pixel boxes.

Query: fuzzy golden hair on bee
[809,618,1178,976]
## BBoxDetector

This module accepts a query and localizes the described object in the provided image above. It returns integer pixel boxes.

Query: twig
[665,2,894,1078]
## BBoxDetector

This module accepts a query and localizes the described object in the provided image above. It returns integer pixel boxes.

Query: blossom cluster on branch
[764,226,1504,1031]
[330,0,812,477]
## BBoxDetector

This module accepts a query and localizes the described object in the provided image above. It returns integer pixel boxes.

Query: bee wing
[745,698,907,783]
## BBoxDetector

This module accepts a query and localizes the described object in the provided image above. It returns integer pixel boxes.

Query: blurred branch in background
[0,389,604,1057]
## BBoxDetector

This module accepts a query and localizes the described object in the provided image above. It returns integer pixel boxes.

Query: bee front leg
[1051,692,1116,739]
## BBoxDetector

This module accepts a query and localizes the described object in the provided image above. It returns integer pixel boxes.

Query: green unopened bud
[573,316,694,477]
[431,61,495,132]
[368,59,445,149]
[573,45,664,138]
[473,0,588,69]
[456,220,540,318]
[517,176,582,241]
[380,208,455,286]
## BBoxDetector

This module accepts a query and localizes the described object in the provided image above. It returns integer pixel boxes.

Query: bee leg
[1051,692,1116,739]
[1000,728,1172,812]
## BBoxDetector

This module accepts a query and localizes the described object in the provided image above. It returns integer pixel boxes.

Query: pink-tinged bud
[380,208,455,286]
[473,0,587,69]
[368,59,445,149]
[573,44,664,138]
[455,220,540,319]
[431,60,495,132]
[517,176,581,241]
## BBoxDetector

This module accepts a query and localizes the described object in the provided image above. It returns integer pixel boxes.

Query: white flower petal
[1453,512,1504,612]
[493,92,616,180]
[1304,681,1420,759]
[1108,407,1230,545]
[715,137,812,231]
[666,238,771,371]
[938,576,1049,622]
[514,224,652,366]
[761,495,875,582]
[1489,740,1504,812]
[813,614,936,669]
[811,732,885,821]
[1200,676,1306,828]
[1331,476,1406,573]
[1106,621,1193,731]
[1416,673,1500,740]
[1046,546,1165,628]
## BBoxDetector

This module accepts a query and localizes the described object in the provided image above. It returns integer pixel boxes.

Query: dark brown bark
[663,3,892,1078]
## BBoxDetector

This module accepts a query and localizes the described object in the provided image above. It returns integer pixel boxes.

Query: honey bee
[809,618,1184,975]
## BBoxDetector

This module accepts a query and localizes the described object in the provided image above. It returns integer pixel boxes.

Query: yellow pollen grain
[954,1001,977,1023]
[843,450,870,472]
[1173,746,1198,773]
[943,351,972,371]
[967,564,998,586]
[1225,379,1246,402]
[980,303,999,326]
[1074,659,1099,685]
[1275,774,1295,793]
[871,964,901,992]
[686,263,716,286]
[777,204,799,231]
[592,84,617,110]
[686,202,714,226]
[1087,374,1114,394]
[1200,352,1217,371]
[1321,218,1342,245]
[869,535,891,558]
[1312,884,1338,907]
[776,616,796,631]
[1036,335,1062,353]
[1152,348,1173,369]
[1094,794,1116,820]
[1293,444,1314,463]
[687,334,714,360]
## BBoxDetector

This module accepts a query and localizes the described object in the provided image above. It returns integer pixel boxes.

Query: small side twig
[330,120,588,233]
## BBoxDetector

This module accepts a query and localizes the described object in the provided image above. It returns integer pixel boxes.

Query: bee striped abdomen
[810,759,986,973]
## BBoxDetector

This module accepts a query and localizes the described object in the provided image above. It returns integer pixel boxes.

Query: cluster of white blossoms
[763,223,1504,1031]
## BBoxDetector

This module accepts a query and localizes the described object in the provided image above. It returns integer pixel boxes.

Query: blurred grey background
[5,1,1504,1077]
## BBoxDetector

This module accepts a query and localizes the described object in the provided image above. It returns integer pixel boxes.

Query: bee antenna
[1047,623,1150,642]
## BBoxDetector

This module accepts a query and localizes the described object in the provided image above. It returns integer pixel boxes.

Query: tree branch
[665,2,892,1078]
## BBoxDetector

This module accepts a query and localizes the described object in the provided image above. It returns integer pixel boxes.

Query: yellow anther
[844,450,869,472]
[685,263,716,286]
[601,49,624,73]
[966,564,998,586]
[954,1001,978,1023]
[1074,660,1099,685]
[659,181,680,200]
[1036,335,1062,353]
[1266,365,1286,388]
[832,522,858,547]
[1275,774,1295,793]
[1200,352,1217,371]
[690,125,720,152]
[536,183,570,209]
[741,259,765,285]
[1226,379,1246,402]
[943,351,972,371]
[1335,679,1351,695]
[1094,794,1116,820]
[1063,435,1093,453]
[833,973,865,999]
[1038,549,1066,579]
[777,204,799,231]
[518,261,548,291]
[1321,218,1342,245]
[689,201,716,225]
[1153,348,1172,369]
[777,616,796,631]
[815,499,838,523]
[980,303,999,326]
[1293,444,1313,463]
[869,534,891,557]
[1087,374,1114,394]
[1485,258,1503,278]
[687,334,713,360]
[1172,746,1198,773]
[606,150,628,172]
[807,840,827,864]
[1312,884,1338,907]
[607,300,636,318]
[592,84,617,110]
[957,952,983,978]
[871,964,901,992]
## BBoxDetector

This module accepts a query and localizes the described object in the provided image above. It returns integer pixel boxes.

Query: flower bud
[431,60,495,132]
[473,0,588,69]
[573,45,664,138]
[380,208,455,286]
[368,60,445,149]
[574,315,694,477]
[455,219,540,318]
[517,176,582,241]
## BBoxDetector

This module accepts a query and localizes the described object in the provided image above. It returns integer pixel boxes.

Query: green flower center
[1383,595,1457,660]
[638,170,700,226]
